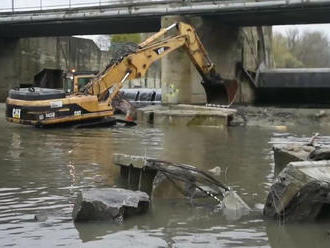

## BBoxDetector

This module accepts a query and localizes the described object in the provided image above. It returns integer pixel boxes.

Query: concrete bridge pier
[161,16,272,104]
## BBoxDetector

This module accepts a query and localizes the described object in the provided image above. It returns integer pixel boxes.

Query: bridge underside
[0,18,161,37]
[1,2,330,37]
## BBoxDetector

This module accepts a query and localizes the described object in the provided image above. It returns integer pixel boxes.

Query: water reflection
[266,222,330,248]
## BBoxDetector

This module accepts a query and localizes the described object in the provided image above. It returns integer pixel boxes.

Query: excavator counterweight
[6,22,237,127]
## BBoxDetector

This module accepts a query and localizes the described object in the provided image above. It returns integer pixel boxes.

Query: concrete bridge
[1,0,330,37]
[1,0,330,104]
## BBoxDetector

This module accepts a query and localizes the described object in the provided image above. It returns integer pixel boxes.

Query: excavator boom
[84,22,237,105]
[6,22,237,127]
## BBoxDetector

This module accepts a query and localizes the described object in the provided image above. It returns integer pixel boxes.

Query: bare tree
[286,28,300,52]
[273,29,330,68]
[295,31,330,67]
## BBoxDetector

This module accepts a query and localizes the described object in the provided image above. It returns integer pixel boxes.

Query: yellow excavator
[6,22,238,127]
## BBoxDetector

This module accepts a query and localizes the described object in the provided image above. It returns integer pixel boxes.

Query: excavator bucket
[202,78,238,105]
[112,93,137,121]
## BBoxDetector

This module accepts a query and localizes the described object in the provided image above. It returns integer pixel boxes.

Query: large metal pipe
[1,0,330,23]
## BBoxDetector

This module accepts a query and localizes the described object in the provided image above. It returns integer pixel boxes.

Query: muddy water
[1,105,330,247]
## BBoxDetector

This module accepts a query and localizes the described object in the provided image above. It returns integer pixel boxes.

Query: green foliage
[273,30,330,68]
[110,33,142,44]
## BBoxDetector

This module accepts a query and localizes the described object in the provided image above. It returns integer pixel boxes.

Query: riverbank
[235,105,330,128]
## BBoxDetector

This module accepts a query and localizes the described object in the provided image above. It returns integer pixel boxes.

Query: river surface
[1,104,330,247]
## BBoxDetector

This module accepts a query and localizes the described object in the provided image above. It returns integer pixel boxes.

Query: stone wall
[0,37,111,101]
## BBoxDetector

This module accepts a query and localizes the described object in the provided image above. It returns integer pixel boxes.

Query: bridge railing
[0,0,236,14]
[1,0,130,13]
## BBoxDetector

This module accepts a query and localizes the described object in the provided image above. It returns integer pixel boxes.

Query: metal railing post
[40,0,42,10]
[12,0,14,13]
[69,0,71,8]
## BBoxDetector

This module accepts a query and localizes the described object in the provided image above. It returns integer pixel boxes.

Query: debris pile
[72,153,250,223]
[114,153,250,219]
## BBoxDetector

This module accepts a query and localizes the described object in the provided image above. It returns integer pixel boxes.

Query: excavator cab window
[77,77,91,90]
[73,75,96,93]
[63,74,74,93]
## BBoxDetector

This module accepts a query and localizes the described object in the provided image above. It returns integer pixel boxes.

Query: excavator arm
[84,22,238,105]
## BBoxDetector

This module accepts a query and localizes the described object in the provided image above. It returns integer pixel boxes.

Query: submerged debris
[72,188,149,223]
[208,166,221,176]
[222,190,251,221]
[113,153,250,219]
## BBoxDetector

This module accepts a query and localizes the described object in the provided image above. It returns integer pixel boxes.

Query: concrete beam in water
[136,104,236,126]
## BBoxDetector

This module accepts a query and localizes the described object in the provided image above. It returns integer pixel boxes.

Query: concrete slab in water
[136,104,236,126]
[273,144,315,175]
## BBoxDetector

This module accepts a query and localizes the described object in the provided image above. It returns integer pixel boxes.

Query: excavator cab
[63,70,98,94]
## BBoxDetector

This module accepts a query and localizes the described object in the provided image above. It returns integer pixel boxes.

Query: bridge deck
[1,0,330,37]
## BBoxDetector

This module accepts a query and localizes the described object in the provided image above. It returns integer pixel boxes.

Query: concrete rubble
[264,160,330,222]
[113,153,250,220]
[222,190,251,221]
[265,134,330,222]
[270,134,330,175]
[72,188,150,223]
[113,153,225,200]
[272,143,315,175]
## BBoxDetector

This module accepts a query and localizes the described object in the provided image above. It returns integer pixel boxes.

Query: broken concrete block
[113,153,147,169]
[113,153,226,200]
[113,153,250,220]
[73,188,149,222]
[271,134,330,175]
[264,161,330,222]
[309,148,330,161]
[222,190,251,221]
[113,154,157,194]
[273,144,315,175]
